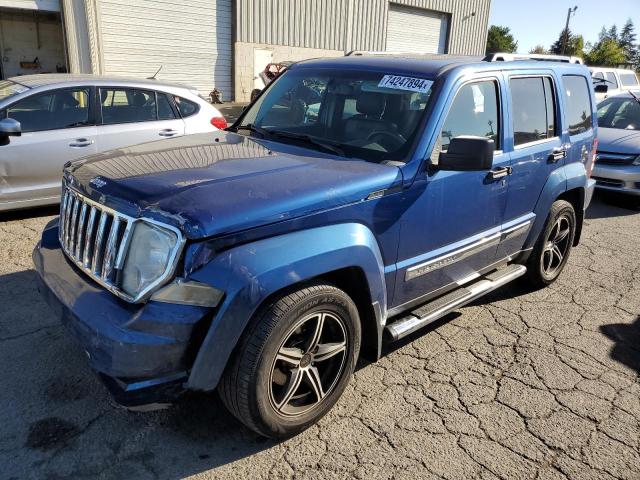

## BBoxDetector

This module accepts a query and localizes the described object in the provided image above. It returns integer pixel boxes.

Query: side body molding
[186,223,388,391]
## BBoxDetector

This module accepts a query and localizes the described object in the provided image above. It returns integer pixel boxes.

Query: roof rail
[484,53,584,64]
[345,51,484,61]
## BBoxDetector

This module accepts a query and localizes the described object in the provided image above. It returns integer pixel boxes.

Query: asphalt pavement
[0,193,638,480]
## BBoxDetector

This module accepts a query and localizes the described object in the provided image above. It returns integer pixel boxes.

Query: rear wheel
[218,283,360,438]
[525,200,576,288]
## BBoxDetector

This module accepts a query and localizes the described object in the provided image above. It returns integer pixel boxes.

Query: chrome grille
[59,188,133,290]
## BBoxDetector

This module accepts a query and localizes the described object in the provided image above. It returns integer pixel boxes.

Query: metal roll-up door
[386,4,449,54]
[97,0,232,98]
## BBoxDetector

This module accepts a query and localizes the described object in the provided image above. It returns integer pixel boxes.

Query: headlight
[121,221,180,298]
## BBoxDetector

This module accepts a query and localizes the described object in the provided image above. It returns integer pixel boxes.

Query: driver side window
[438,80,500,156]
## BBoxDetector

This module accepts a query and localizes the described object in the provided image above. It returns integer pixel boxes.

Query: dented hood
[66,132,403,239]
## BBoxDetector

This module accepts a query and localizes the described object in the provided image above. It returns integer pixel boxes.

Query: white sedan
[0,74,227,212]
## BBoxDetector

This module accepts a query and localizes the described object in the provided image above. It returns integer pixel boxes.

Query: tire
[218,283,361,439]
[525,200,576,288]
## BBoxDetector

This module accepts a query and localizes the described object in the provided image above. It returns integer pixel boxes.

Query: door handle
[548,147,567,163]
[69,138,94,147]
[159,129,178,137]
[487,166,512,180]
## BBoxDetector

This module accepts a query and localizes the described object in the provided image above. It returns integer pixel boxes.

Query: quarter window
[619,72,639,87]
[6,88,90,133]
[510,77,556,146]
[440,80,500,152]
[174,96,199,117]
[562,75,593,136]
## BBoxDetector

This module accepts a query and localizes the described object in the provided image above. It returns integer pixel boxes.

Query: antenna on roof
[148,65,163,80]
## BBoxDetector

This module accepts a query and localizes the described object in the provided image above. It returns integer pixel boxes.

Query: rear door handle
[548,147,567,163]
[159,129,178,137]
[487,166,512,180]
[69,138,94,147]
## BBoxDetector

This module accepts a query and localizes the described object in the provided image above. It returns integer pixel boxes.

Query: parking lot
[0,193,638,480]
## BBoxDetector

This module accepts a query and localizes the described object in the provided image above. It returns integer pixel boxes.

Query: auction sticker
[378,75,433,93]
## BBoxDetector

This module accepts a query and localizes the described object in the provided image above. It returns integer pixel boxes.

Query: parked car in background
[592,91,640,207]
[0,74,227,212]
[590,67,640,102]
[34,56,596,438]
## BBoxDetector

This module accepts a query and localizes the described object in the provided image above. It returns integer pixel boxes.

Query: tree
[619,19,638,66]
[529,45,547,54]
[585,38,626,66]
[486,25,518,54]
[608,25,619,42]
[550,28,584,57]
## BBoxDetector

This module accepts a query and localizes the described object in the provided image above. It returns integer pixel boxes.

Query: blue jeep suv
[33,55,597,438]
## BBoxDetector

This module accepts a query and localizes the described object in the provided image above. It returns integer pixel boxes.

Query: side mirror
[0,118,21,146]
[594,84,608,94]
[437,136,494,171]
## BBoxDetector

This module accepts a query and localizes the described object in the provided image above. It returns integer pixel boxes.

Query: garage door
[97,0,232,99]
[386,4,448,54]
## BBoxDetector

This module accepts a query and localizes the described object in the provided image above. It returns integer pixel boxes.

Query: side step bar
[385,264,527,341]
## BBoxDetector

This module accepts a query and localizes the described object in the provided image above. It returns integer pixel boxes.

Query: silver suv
[0,74,226,212]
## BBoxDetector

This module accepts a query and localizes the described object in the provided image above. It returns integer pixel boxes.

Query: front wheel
[218,283,361,438]
[525,199,576,288]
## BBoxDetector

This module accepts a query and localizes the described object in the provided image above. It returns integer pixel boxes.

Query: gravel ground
[0,193,638,480]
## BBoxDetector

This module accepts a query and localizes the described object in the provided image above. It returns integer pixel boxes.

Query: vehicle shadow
[600,316,640,375]
[586,192,640,220]
[0,268,280,479]
[0,205,59,222]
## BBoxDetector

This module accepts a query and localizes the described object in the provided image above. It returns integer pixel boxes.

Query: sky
[488,0,640,53]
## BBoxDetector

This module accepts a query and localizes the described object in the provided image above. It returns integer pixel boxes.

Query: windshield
[235,68,433,162]
[597,96,640,130]
[0,80,28,102]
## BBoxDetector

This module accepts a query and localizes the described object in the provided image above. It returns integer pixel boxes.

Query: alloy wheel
[269,311,348,417]
[541,214,572,277]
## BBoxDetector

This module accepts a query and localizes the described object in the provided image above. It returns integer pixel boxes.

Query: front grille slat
[596,151,637,166]
[92,211,108,275]
[58,184,184,303]
[75,203,88,258]
[101,217,121,281]
[83,207,97,268]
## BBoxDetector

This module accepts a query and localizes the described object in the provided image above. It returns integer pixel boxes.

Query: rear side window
[605,72,619,89]
[510,77,556,146]
[174,96,199,117]
[619,72,639,87]
[100,88,157,125]
[157,93,177,120]
[440,80,500,151]
[562,75,592,136]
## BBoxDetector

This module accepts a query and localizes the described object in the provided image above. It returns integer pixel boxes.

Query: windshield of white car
[233,69,433,163]
[0,80,29,102]
[597,96,640,130]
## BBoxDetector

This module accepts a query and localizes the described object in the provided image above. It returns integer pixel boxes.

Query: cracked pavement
[0,194,638,480]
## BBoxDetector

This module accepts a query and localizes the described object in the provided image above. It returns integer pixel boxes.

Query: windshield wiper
[231,123,270,138]
[628,90,640,106]
[265,129,347,157]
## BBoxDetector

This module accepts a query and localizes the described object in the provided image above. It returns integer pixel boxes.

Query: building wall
[234,0,491,101]
[236,0,491,54]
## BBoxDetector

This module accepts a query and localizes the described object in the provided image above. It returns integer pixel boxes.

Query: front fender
[186,223,387,391]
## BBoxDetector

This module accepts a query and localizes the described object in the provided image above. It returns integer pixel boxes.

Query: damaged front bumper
[33,218,212,408]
